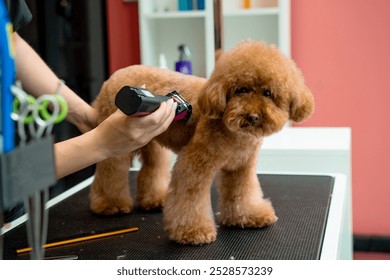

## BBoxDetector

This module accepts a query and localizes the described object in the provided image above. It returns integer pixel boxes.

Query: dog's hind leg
[217,164,278,228]
[89,155,133,215]
[137,141,172,210]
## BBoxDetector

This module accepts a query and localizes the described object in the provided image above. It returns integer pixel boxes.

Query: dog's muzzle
[246,113,260,126]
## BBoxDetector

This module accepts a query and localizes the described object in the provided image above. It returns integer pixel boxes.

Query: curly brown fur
[90,40,314,245]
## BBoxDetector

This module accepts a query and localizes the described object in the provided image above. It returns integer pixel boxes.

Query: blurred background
[17,0,390,259]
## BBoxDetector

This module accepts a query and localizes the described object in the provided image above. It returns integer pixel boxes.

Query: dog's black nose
[247,113,260,125]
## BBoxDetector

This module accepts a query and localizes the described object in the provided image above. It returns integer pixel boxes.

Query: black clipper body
[115,86,192,121]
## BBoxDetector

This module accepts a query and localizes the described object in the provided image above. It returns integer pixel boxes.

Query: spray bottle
[175,44,192,75]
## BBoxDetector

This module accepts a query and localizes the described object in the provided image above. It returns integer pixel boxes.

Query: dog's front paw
[165,223,217,245]
[220,199,278,228]
[90,196,134,215]
[164,202,217,244]
[138,188,167,211]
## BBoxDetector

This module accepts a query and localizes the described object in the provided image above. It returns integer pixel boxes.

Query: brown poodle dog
[90,40,314,245]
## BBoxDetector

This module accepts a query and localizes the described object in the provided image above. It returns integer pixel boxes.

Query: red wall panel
[106,0,140,75]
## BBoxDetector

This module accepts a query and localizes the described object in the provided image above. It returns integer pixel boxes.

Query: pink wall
[291,0,390,235]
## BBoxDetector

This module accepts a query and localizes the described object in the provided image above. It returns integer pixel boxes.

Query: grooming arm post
[0,136,56,259]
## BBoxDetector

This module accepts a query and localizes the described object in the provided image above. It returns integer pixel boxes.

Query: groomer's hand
[54,99,176,179]
[95,99,177,157]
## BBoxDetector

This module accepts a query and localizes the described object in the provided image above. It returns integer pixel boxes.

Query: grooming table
[3,172,346,260]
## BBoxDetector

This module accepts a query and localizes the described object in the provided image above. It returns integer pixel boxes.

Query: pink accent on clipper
[174,111,187,120]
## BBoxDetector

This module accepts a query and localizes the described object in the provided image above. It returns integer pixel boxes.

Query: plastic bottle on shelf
[197,0,205,10]
[175,44,192,75]
[178,0,193,11]
[243,0,251,9]
[159,53,168,69]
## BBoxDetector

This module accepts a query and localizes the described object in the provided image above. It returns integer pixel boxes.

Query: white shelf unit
[138,0,289,77]
[222,0,290,57]
[138,0,215,78]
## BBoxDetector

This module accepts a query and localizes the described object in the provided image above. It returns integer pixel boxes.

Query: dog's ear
[289,85,314,123]
[197,77,226,119]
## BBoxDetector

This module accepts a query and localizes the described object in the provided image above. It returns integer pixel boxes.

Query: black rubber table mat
[3,173,334,260]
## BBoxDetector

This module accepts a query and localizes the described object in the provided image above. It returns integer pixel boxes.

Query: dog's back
[94,64,207,150]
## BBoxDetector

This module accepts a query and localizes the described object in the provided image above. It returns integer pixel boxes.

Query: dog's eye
[263,88,272,97]
[235,87,250,94]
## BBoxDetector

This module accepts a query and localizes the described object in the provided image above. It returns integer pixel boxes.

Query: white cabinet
[138,0,215,77]
[222,0,290,57]
[138,0,290,78]
[259,127,353,259]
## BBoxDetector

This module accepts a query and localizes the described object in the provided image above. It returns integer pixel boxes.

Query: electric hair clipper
[115,86,192,121]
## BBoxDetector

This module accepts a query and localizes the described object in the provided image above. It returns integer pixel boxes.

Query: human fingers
[150,99,177,135]
[136,99,176,131]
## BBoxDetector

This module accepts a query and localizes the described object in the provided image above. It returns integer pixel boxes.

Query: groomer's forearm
[13,32,92,126]
[53,130,107,179]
